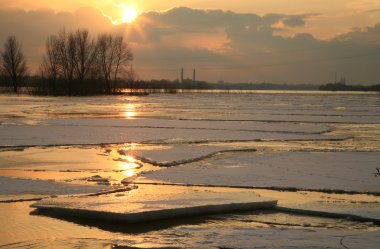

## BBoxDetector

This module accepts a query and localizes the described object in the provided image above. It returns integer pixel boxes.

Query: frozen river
[0,91,379,248]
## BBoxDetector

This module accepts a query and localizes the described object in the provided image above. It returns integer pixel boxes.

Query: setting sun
[121,5,138,23]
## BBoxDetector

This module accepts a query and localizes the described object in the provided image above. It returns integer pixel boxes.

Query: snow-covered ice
[44,117,332,134]
[0,92,379,248]
[143,151,380,192]
[0,125,346,147]
[32,185,277,223]
[280,200,380,221]
[0,176,110,195]
[128,145,255,166]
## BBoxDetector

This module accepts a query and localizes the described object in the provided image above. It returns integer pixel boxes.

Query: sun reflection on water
[123,169,135,177]
[124,155,136,163]
[118,154,141,177]
[124,103,137,119]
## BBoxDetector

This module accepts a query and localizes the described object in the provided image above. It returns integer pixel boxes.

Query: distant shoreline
[1,80,379,96]
[0,88,378,96]
[1,81,379,96]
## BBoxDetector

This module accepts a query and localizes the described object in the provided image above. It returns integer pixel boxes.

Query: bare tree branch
[0,36,28,93]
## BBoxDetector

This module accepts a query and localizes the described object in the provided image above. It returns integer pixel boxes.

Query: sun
[122,6,138,24]
[101,4,140,25]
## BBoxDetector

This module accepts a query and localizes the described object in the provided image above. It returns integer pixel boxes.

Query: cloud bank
[0,7,379,84]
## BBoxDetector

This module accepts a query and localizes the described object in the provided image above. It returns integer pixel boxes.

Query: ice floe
[124,145,256,167]
[279,200,380,221]
[143,152,380,193]
[32,185,277,223]
[0,176,110,195]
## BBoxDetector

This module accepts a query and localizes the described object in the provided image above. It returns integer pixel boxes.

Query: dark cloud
[132,8,380,84]
[334,23,380,44]
[138,7,310,35]
[282,16,306,27]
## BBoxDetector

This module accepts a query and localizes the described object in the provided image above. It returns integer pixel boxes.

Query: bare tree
[126,65,139,92]
[112,36,133,85]
[40,31,74,94]
[40,35,60,90]
[40,29,98,95]
[96,34,115,93]
[59,30,76,95]
[96,34,133,93]
[40,29,134,95]
[74,30,97,82]
[0,36,27,93]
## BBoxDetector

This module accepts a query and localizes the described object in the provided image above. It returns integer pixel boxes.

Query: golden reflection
[124,155,136,163]
[125,111,135,118]
[118,154,141,177]
[124,103,137,119]
[123,169,135,177]
[119,155,140,169]
[120,161,140,169]
[129,143,138,150]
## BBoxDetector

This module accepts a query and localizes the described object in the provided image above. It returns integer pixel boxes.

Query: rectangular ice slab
[31,185,277,223]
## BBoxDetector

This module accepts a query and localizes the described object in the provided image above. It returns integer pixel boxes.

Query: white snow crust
[143,152,380,192]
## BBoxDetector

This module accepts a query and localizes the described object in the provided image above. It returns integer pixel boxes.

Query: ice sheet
[180,114,380,124]
[1,93,376,147]
[280,200,380,221]
[2,201,378,249]
[1,93,378,121]
[1,92,379,248]
[44,118,331,134]
[128,145,255,166]
[0,125,346,147]
[143,152,380,193]
[343,231,380,249]
[0,176,109,195]
[32,185,276,223]
[114,227,376,249]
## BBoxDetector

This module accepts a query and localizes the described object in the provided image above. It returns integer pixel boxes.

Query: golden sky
[0,0,379,83]
[2,0,380,39]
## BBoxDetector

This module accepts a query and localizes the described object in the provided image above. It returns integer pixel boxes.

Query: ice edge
[31,200,277,223]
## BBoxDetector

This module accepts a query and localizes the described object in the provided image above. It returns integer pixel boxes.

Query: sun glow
[121,5,138,24]
[115,153,141,177]
[124,103,137,119]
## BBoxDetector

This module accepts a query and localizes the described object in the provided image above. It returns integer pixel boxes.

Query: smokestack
[181,68,184,83]
[193,69,196,82]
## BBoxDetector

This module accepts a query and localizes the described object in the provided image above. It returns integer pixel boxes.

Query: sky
[0,0,380,84]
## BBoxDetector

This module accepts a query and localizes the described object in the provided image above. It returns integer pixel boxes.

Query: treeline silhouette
[38,29,133,95]
[126,79,319,93]
[1,29,133,95]
[126,79,209,93]
[319,83,380,91]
